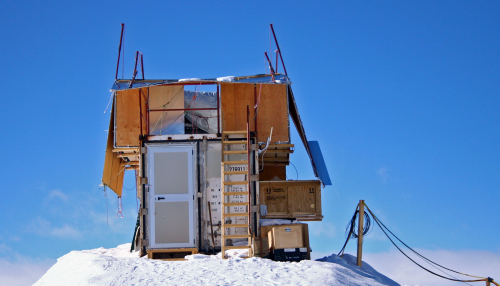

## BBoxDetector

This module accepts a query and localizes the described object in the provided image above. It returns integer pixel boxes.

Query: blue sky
[0,1,499,285]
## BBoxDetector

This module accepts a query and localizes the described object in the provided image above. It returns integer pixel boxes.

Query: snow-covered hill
[33,244,399,286]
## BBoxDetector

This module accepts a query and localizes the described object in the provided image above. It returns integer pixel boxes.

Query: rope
[116,196,123,218]
[364,204,488,284]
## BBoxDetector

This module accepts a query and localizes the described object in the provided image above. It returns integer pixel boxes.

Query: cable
[345,211,372,239]
[337,205,372,257]
[365,205,487,284]
[365,205,486,280]
[289,162,299,180]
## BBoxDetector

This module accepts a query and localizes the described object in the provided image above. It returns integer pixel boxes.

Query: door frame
[146,143,197,249]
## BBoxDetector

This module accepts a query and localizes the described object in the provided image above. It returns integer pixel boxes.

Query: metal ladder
[220,107,253,258]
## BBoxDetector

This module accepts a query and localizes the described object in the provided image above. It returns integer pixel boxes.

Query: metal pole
[115,23,124,80]
[217,84,220,135]
[140,54,144,80]
[129,51,139,88]
[270,23,288,76]
[357,200,365,267]
[264,52,276,75]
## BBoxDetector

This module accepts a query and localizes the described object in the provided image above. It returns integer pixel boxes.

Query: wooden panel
[102,102,124,197]
[257,84,289,143]
[288,184,316,215]
[221,83,254,132]
[268,225,304,249]
[140,87,148,135]
[260,181,288,216]
[116,89,141,147]
[259,165,286,181]
[259,180,322,221]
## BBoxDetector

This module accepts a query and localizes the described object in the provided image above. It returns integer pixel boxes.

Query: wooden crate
[259,180,323,221]
[264,224,310,260]
[147,248,198,261]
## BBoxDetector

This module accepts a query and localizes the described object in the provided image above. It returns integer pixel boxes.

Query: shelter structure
[101,25,331,260]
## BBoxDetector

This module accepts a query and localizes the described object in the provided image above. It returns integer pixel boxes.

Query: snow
[260,219,305,226]
[216,76,235,82]
[178,78,202,82]
[34,244,399,286]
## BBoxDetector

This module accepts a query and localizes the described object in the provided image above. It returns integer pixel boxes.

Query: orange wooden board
[259,180,322,221]
[115,89,142,147]
[259,165,286,181]
[256,84,289,143]
[102,102,124,196]
[221,83,255,132]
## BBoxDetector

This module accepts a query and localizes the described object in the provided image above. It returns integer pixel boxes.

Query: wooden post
[357,200,365,267]
[486,278,491,286]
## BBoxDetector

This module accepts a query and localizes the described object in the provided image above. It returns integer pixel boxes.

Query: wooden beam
[263,158,289,162]
[357,200,365,268]
[112,148,139,153]
[260,144,295,148]
[264,149,294,153]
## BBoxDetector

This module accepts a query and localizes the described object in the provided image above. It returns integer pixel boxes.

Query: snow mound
[34,244,399,286]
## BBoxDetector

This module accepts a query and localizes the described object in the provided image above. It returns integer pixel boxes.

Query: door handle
[158,197,165,201]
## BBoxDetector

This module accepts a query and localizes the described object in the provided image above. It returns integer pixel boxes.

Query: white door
[148,144,196,248]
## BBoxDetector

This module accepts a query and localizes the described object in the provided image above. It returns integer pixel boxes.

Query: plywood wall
[220,83,289,143]
[102,103,124,197]
[220,83,255,132]
[259,165,286,181]
[115,88,147,147]
[256,84,289,143]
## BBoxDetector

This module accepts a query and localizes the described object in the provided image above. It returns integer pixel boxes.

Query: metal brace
[141,147,147,154]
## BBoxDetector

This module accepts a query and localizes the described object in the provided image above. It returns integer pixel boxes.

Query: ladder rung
[223,224,248,228]
[223,131,247,134]
[223,212,249,217]
[223,181,248,185]
[223,161,248,165]
[223,202,248,206]
[224,234,250,239]
[223,150,247,154]
[224,245,251,250]
[223,140,247,145]
[223,192,248,196]
[224,171,248,175]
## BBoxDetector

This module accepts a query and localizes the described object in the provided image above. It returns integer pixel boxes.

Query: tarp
[111,74,290,91]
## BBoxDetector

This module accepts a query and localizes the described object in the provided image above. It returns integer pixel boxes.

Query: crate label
[284,248,295,252]
[285,228,291,232]
[299,248,308,252]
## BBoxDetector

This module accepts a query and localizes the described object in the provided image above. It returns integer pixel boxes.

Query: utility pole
[357,200,365,267]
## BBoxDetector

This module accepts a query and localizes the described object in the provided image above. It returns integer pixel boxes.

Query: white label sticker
[284,248,295,252]
[299,248,308,252]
